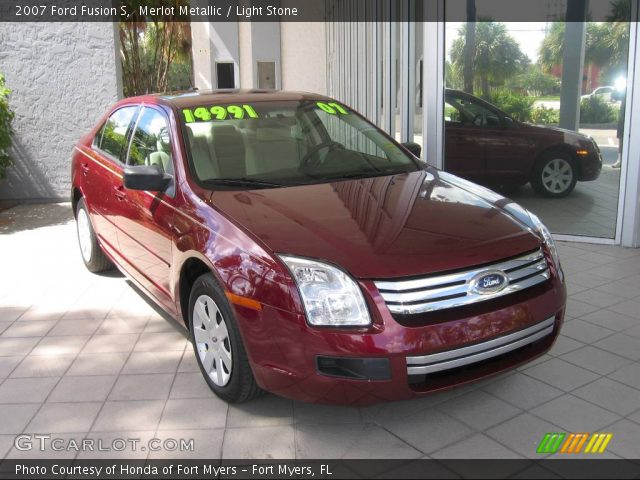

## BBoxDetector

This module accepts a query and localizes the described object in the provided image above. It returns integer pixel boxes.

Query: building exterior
[0,7,639,247]
[0,22,120,201]
[188,12,640,251]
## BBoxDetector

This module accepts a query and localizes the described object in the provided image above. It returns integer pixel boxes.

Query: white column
[382,22,397,137]
[400,10,416,143]
[422,1,445,168]
[620,7,640,247]
[558,20,587,130]
[191,21,214,90]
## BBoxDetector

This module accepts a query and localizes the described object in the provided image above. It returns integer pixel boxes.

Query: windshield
[179,100,419,189]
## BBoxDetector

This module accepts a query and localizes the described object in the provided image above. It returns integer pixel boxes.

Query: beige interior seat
[148,151,171,172]
[211,125,246,178]
[245,121,304,175]
[187,126,220,180]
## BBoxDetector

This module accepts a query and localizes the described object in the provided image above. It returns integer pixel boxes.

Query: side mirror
[402,142,422,158]
[123,165,171,192]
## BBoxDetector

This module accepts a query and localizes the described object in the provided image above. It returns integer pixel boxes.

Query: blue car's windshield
[180,100,419,188]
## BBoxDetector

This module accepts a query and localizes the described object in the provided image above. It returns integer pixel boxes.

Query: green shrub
[0,74,14,179]
[507,67,560,97]
[531,106,559,125]
[580,95,617,124]
[487,89,535,122]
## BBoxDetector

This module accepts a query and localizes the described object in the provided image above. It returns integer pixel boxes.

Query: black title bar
[0,0,634,23]
[2,459,640,479]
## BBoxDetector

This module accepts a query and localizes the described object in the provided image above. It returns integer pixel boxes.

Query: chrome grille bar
[375,249,549,315]
[406,316,555,375]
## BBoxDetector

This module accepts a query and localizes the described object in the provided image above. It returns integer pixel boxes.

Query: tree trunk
[481,74,490,98]
[463,0,476,94]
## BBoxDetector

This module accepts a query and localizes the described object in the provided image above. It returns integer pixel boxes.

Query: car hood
[202,169,542,279]
[521,122,589,142]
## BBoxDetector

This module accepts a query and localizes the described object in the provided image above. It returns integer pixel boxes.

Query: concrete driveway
[1,203,640,461]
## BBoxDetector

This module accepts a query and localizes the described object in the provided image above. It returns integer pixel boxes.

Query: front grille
[406,315,556,376]
[375,248,550,315]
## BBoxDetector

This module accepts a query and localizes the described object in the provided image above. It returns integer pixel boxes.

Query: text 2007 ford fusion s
[71,90,566,405]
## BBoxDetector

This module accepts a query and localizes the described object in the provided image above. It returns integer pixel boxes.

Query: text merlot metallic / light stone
[137,4,299,18]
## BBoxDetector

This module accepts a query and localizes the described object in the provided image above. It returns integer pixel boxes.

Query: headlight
[278,255,371,327]
[528,212,561,272]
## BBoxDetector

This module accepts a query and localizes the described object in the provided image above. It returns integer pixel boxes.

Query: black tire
[531,152,578,198]
[75,198,112,273]
[188,273,262,403]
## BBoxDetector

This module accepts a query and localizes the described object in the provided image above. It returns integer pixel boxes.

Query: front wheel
[531,153,577,198]
[75,198,112,273]
[188,273,262,403]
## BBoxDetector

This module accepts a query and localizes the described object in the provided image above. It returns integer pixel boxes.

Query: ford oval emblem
[470,270,509,295]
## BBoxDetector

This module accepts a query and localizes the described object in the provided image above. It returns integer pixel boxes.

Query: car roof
[126,89,333,109]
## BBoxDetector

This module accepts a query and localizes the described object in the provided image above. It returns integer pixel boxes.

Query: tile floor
[1,203,639,460]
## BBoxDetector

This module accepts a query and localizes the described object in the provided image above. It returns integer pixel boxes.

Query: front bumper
[578,147,603,181]
[235,268,566,405]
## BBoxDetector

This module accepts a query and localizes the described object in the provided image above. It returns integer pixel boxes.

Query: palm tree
[119,0,193,96]
[538,20,629,83]
[450,21,530,98]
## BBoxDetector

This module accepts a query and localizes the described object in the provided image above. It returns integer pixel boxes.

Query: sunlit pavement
[1,203,640,461]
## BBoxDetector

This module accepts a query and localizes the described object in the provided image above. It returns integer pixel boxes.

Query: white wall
[191,22,215,90]
[0,22,119,201]
[238,22,281,89]
[280,22,327,94]
[238,21,253,89]
[250,22,282,88]
[209,22,240,87]
[192,21,240,89]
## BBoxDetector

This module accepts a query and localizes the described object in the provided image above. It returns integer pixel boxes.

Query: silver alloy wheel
[193,294,232,387]
[541,158,573,194]
[77,208,93,263]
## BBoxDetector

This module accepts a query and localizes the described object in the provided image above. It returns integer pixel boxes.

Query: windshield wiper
[203,177,285,188]
[321,172,376,181]
[324,170,398,182]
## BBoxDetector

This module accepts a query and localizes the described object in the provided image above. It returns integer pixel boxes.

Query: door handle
[81,163,90,175]
[113,185,126,200]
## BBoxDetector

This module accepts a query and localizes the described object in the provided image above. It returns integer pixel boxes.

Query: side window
[456,97,502,128]
[445,99,464,124]
[315,111,387,159]
[127,107,174,175]
[96,107,137,160]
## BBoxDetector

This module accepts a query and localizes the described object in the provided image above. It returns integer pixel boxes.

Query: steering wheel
[300,141,344,167]
[472,113,484,126]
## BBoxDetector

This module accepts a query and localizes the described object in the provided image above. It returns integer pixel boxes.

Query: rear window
[179,100,418,189]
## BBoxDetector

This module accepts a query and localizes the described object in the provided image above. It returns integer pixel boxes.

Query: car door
[445,93,533,184]
[89,106,139,258]
[443,94,487,182]
[482,116,536,184]
[116,105,177,303]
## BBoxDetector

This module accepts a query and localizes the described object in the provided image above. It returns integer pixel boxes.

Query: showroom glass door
[442,0,632,240]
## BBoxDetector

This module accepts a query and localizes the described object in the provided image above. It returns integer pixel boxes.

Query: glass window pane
[127,108,173,174]
[97,107,137,160]
[444,6,630,239]
[181,100,417,186]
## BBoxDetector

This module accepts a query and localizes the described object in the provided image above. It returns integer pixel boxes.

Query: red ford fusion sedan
[444,89,602,197]
[71,90,566,405]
